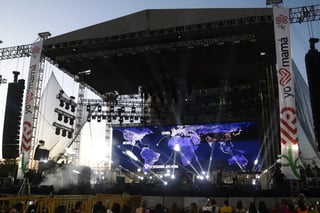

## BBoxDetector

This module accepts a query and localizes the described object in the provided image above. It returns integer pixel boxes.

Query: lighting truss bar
[55,33,256,61]
[54,108,75,120]
[290,4,320,23]
[52,122,74,133]
[45,15,271,51]
[0,44,32,60]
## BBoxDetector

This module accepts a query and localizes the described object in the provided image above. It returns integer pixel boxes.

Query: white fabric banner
[273,7,300,179]
[17,40,43,178]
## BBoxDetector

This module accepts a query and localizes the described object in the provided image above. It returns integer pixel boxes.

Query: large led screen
[112,121,261,173]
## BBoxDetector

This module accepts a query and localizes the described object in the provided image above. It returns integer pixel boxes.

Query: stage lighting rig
[83,87,148,126]
[54,108,75,125]
[56,90,77,112]
[53,122,74,139]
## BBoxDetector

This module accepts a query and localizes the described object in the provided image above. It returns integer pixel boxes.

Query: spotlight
[69,118,74,125]
[130,116,134,123]
[87,116,91,122]
[131,106,136,113]
[110,105,114,113]
[59,100,64,107]
[62,129,67,137]
[64,116,68,123]
[102,114,107,120]
[121,106,125,113]
[97,104,102,112]
[107,116,112,122]
[65,103,70,110]
[58,113,63,121]
[67,131,73,139]
[55,128,61,135]
[86,105,91,112]
[92,115,96,120]
[119,116,123,123]
[71,104,76,112]
[97,115,101,122]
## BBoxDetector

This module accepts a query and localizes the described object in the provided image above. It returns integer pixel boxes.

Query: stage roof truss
[43,15,272,58]
[53,33,257,62]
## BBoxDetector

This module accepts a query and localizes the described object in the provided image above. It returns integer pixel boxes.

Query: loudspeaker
[34,148,49,161]
[2,79,25,159]
[305,46,320,151]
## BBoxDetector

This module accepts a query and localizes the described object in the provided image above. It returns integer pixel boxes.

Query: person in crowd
[270,202,280,213]
[211,199,219,213]
[74,201,85,213]
[202,198,213,213]
[169,203,179,213]
[234,200,246,213]
[111,203,121,213]
[92,201,107,213]
[121,204,132,213]
[247,202,258,213]
[219,200,232,213]
[14,203,23,213]
[296,199,309,213]
[136,201,149,213]
[279,199,290,213]
[258,201,269,213]
[6,207,18,213]
[153,203,165,213]
[287,201,296,213]
[189,203,198,213]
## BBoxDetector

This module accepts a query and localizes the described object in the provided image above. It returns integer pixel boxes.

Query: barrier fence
[0,194,142,213]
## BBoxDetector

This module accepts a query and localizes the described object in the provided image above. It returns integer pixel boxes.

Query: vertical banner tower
[273,7,300,179]
[18,32,50,178]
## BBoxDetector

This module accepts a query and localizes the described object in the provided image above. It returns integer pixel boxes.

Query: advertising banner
[17,40,43,179]
[273,7,300,179]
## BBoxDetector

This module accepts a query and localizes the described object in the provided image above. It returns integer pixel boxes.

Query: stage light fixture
[71,104,76,112]
[119,116,123,123]
[86,105,91,112]
[131,106,136,113]
[130,116,134,123]
[67,131,73,139]
[121,105,125,113]
[55,128,61,135]
[110,105,114,113]
[92,115,96,120]
[59,100,64,107]
[102,114,107,120]
[57,113,63,121]
[97,115,101,122]
[65,103,70,110]
[64,116,68,123]
[97,104,102,112]
[87,116,91,122]
[62,129,67,137]
[69,118,74,125]
[107,117,112,122]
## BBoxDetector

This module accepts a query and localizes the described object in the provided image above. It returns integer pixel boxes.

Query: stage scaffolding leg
[18,178,31,196]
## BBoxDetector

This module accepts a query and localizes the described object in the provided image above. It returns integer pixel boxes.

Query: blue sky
[0,0,319,158]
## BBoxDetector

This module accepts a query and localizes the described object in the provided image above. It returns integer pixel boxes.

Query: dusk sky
[0,0,319,158]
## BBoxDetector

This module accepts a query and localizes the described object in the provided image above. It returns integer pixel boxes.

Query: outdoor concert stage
[39,8,284,196]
